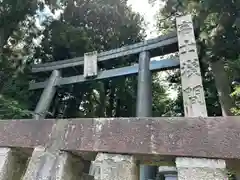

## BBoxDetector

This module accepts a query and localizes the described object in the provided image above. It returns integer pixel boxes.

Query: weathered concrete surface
[176,158,228,180]
[0,120,53,148]
[0,117,240,159]
[52,117,240,159]
[90,153,138,180]
[0,148,13,180]
[22,146,93,180]
[0,148,28,180]
[22,120,94,180]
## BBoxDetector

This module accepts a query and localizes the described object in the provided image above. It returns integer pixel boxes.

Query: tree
[152,0,240,116]
[32,0,174,119]
[0,0,40,118]
[0,0,66,119]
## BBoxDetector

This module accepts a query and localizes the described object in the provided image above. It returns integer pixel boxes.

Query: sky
[36,0,164,38]
[127,0,165,39]
[127,0,178,99]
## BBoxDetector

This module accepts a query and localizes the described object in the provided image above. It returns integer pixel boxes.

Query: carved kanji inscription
[183,85,205,105]
[177,20,192,36]
[179,43,197,55]
[181,59,201,78]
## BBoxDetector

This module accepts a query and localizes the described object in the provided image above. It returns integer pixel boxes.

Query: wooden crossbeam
[29,58,179,90]
[1,116,240,160]
[31,32,177,73]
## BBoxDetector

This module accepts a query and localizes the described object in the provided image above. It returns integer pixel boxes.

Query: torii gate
[0,15,234,180]
[29,14,179,180]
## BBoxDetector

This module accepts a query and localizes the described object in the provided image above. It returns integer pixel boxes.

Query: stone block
[176,157,228,180]
[90,153,138,180]
[22,146,86,180]
[0,148,28,180]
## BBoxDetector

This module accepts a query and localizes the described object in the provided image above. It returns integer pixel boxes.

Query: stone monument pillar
[176,14,228,180]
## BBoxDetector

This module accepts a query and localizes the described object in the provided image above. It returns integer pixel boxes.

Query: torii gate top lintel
[29,32,180,90]
[31,31,178,73]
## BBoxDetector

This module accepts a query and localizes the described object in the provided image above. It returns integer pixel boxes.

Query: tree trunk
[106,84,115,117]
[210,60,234,116]
[96,82,107,117]
[0,28,5,53]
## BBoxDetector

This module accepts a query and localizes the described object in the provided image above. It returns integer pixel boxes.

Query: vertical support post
[34,70,60,120]
[136,51,152,116]
[90,153,138,180]
[22,147,89,180]
[89,52,138,180]
[176,14,228,179]
[137,51,156,180]
[22,120,94,180]
[176,158,227,180]
[0,148,28,180]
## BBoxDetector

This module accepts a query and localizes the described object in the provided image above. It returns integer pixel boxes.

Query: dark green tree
[151,0,240,116]
[32,0,174,119]
[0,0,40,118]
